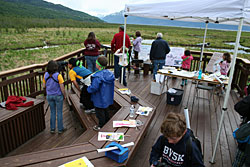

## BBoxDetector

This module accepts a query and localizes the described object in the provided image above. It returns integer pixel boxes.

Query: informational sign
[205,52,224,73]
[165,47,185,67]
[138,45,151,61]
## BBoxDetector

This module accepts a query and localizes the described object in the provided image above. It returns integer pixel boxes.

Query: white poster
[165,47,185,67]
[205,52,224,73]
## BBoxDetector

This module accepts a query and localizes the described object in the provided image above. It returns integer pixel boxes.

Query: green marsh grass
[1,23,250,71]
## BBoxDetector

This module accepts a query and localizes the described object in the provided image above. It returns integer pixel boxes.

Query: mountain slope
[0,0,103,22]
[102,11,250,31]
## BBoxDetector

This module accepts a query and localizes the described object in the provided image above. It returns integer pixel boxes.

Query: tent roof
[125,0,250,25]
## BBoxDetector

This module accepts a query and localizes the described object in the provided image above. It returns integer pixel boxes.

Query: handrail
[0,48,249,102]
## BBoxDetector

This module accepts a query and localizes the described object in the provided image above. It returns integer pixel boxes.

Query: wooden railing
[0,48,249,102]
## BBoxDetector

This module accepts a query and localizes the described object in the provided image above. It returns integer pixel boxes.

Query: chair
[131,59,144,75]
[194,82,215,103]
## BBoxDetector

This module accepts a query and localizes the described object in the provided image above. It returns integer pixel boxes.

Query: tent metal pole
[198,22,208,72]
[210,18,243,164]
[121,15,127,85]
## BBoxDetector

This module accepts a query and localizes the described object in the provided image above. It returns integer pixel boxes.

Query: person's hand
[151,165,156,167]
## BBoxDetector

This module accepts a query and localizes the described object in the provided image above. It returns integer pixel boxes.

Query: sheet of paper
[113,120,136,128]
[136,106,153,116]
[59,156,94,167]
[98,132,124,141]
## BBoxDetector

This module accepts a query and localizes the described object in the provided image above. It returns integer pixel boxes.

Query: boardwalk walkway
[5,73,241,167]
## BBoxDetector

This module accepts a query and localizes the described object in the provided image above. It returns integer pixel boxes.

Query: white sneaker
[85,108,95,114]
[93,125,101,131]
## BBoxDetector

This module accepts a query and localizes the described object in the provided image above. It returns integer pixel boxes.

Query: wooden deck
[4,73,241,167]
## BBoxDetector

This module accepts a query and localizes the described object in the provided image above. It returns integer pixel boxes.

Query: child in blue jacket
[87,56,115,131]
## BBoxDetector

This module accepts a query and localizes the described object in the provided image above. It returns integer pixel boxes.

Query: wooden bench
[0,97,45,157]
[0,82,155,166]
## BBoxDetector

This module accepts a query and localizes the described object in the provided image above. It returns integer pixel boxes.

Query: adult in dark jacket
[87,56,115,131]
[150,33,170,79]
[149,112,204,167]
[84,32,101,72]
[232,121,250,167]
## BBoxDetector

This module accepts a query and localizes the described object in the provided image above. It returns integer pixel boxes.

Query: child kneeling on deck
[149,112,204,167]
[87,56,115,131]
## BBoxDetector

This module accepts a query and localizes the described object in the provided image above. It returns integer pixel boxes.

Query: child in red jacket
[181,50,193,86]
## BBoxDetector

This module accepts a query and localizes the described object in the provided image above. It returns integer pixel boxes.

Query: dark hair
[87,32,96,41]
[161,112,186,138]
[97,56,108,67]
[223,52,231,63]
[47,60,58,74]
[135,31,141,37]
[119,25,124,31]
[68,58,77,67]
[184,50,191,56]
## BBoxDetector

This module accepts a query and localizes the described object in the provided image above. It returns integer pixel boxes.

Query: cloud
[45,0,136,16]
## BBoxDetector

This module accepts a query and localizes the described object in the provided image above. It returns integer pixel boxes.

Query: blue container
[105,142,129,163]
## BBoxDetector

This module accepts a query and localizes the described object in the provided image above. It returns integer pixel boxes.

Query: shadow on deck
[5,73,241,167]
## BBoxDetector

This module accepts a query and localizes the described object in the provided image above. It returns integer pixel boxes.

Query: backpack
[234,95,250,120]
[186,129,203,167]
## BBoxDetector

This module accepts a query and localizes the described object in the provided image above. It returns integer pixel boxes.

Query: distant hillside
[102,11,250,32]
[0,0,103,24]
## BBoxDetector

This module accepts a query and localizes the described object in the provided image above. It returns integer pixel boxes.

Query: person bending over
[149,112,204,167]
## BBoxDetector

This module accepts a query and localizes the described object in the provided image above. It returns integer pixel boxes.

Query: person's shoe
[58,127,67,134]
[50,129,55,134]
[80,104,85,109]
[93,125,101,131]
[85,108,95,114]
[115,78,119,81]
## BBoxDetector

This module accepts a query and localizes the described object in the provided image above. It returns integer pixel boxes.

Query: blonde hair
[161,112,186,138]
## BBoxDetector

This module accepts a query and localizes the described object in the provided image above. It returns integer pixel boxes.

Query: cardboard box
[150,81,167,95]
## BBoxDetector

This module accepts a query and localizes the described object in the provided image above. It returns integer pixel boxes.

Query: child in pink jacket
[217,52,231,95]
[220,52,231,75]
[181,50,193,86]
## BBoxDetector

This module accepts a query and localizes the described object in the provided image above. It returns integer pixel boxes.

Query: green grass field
[1,23,250,71]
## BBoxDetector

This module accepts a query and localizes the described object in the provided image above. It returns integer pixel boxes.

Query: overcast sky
[45,0,137,17]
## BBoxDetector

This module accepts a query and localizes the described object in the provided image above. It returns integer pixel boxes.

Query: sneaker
[115,78,119,81]
[80,104,85,109]
[58,127,67,134]
[93,125,101,131]
[50,129,55,134]
[85,108,95,114]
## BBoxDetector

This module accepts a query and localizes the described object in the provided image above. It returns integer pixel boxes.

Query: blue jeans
[47,95,64,131]
[153,59,165,79]
[85,55,99,72]
[114,56,127,86]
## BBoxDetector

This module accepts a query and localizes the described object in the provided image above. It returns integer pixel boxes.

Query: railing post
[29,70,35,94]
[2,77,9,101]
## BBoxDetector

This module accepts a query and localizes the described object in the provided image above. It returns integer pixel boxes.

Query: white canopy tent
[122,0,250,163]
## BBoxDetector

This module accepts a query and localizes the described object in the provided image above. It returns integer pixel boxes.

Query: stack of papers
[136,106,153,116]
[59,156,94,167]
[113,120,136,128]
[168,88,177,93]
[98,132,124,141]
[118,88,131,95]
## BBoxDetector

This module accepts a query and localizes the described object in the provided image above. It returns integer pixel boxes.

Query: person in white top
[114,47,129,86]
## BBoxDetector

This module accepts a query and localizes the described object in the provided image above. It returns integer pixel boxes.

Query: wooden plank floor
[6,96,85,157]
[5,72,242,167]
[127,73,242,167]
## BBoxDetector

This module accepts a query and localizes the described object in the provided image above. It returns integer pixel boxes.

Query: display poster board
[165,47,185,67]
[205,52,224,73]
[138,44,151,61]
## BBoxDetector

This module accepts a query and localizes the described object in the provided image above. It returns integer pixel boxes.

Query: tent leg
[210,17,244,164]
[198,22,208,71]
[121,15,128,85]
